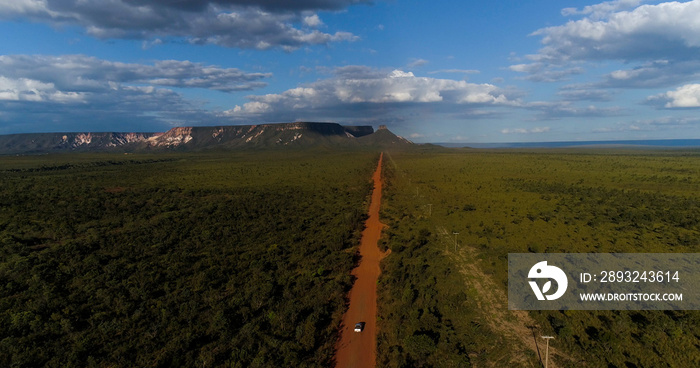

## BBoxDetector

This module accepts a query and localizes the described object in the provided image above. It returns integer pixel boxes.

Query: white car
[354,322,365,332]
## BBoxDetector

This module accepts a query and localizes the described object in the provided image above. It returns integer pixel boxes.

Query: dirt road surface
[334,153,389,368]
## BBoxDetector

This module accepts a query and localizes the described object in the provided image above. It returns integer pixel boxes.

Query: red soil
[334,153,390,368]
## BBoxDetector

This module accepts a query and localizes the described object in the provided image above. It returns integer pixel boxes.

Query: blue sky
[2,0,700,143]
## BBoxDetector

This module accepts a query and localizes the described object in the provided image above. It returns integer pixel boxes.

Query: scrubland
[0,150,377,367]
[4,147,700,368]
[378,148,700,368]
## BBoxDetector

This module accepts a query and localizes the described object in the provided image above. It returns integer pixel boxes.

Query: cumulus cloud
[0,0,362,50]
[532,0,700,62]
[649,84,700,108]
[0,55,271,92]
[512,1,700,86]
[225,67,516,122]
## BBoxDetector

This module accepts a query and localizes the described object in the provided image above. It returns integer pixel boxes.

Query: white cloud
[509,64,533,73]
[0,77,214,133]
[654,84,700,108]
[561,0,643,19]
[0,54,263,132]
[598,60,700,88]
[514,1,700,86]
[237,101,272,114]
[0,76,85,103]
[225,67,517,122]
[532,1,700,62]
[303,14,323,27]
[0,55,271,92]
[0,0,48,14]
[142,38,164,50]
[244,68,510,109]
[388,70,415,78]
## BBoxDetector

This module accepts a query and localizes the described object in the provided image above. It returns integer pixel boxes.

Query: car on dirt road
[354,322,365,332]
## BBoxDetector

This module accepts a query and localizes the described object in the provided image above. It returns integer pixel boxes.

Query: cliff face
[0,132,157,153]
[146,127,193,147]
[0,122,412,154]
[61,132,155,148]
[140,122,375,149]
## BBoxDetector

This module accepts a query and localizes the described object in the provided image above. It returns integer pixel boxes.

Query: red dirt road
[335,153,389,368]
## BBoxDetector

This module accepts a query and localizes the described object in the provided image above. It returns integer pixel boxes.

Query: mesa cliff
[0,122,411,154]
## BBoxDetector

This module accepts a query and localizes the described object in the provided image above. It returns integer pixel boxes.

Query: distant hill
[0,132,156,154]
[0,122,412,154]
[357,125,413,147]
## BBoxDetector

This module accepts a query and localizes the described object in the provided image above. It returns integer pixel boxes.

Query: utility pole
[541,336,554,368]
[427,204,432,217]
[453,232,459,252]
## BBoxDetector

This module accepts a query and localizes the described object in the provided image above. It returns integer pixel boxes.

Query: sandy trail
[436,226,574,367]
[334,153,389,368]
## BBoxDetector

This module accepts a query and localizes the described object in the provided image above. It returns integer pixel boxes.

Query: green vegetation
[377,149,700,368]
[0,150,378,367]
[6,147,700,367]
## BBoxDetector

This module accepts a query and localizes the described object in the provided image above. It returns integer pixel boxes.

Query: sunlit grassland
[378,148,700,368]
[0,149,378,367]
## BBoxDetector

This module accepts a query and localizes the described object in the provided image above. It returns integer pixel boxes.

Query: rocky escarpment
[0,132,157,154]
[149,122,377,149]
[0,122,412,154]
[146,127,192,147]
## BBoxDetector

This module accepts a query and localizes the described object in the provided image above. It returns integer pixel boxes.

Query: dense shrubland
[377,149,700,367]
[6,147,700,367]
[0,150,377,367]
